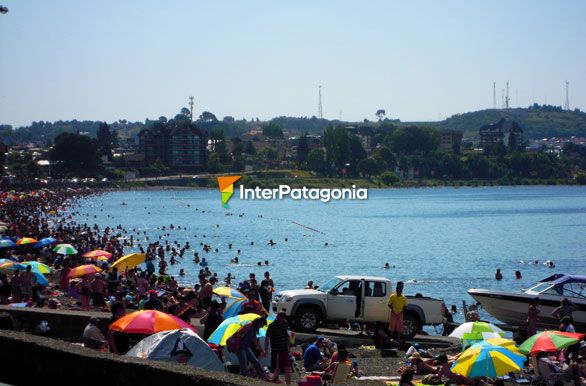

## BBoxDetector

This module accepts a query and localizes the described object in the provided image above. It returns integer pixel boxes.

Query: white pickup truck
[272,275,445,339]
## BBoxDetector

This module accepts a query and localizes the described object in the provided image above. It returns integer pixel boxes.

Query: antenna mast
[189,96,195,122]
[505,81,510,109]
[493,82,496,109]
[318,86,323,119]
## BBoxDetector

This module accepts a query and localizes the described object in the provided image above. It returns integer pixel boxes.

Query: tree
[96,122,113,159]
[297,133,310,166]
[358,157,379,178]
[381,171,399,185]
[231,137,244,156]
[180,107,191,118]
[376,109,386,122]
[50,133,101,178]
[259,147,278,168]
[387,126,440,155]
[151,158,169,179]
[207,153,220,173]
[262,122,283,138]
[307,149,326,174]
[222,116,235,123]
[199,111,218,122]
[244,141,256,155]
[374,145,396,169]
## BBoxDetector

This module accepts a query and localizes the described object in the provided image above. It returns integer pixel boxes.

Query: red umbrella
[109,310,198,334]
[519,330,584,355]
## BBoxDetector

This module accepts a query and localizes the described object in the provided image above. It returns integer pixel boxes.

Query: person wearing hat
[143,290,163,311]
[388,281,408,340]
[408,352,438,375]
[303,336,330,371]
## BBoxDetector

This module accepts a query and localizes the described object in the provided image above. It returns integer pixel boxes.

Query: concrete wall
[0,330,266,386]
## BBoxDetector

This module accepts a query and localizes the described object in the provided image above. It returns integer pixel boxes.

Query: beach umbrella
[0,225,7,232]
[82,249,112,261]
[126,328,225,372]
[451,341,526,378]
[207,313,272,346]
[518,330,584,355]
[109,310,197,335]
[0,239,16,249]
[34,237,57,249]
[67,264,102,279]
[0,221,8,226]
[53,243,78,255]
[0,262,50,286]
[17,261,53,274]
[222,299,246,318]
[16,237,38,246]
[110,253,145,271]
[485,337,522,354]
[213,286,247,299]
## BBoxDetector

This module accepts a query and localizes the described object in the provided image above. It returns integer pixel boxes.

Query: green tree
[374,145,396,169]
[96,122,113,159]
[262,122,283,138]
[244,141,256,155]
[376,109,386,122]
[207,153,220,173]
[297,133,310,167]
[307,148,326,174]
[199,111,218,122]
[259,147,278,168]
[358,157,379,178]
[387,126,440,155]
[50,133,101,178]
[380,171,399,185]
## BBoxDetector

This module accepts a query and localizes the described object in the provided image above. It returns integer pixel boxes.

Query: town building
[479,118,524,152]
[138,121,206,170]
[439,130,463,152]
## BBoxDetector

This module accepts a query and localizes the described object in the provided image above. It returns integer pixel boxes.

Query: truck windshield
[318,277,342,293]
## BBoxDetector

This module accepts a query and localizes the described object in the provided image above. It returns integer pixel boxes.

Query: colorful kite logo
[217,176,242,208]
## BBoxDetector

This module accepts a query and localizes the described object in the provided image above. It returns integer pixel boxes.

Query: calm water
[66,186,586,325]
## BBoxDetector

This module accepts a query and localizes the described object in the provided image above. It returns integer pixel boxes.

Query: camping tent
[126,328,225,372]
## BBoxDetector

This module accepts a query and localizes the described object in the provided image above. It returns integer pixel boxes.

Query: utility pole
[501,88,505,109]
[188,96,195,122]
[318,86,323,119]
[505,81,510,109]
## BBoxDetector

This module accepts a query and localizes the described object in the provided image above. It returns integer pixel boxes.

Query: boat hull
[468,288,586,330]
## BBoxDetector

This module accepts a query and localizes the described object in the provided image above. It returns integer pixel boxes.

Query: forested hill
[421,105,586,139]
[1,104,585,146]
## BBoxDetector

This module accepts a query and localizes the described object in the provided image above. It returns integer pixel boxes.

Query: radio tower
[493,82,496,109]
[189,96,195,122]
[318,86,323,119]
[505,81,510,109]
[564,81,570,111]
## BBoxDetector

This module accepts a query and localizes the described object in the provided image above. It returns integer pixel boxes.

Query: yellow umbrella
[485,337,522,354]
[110,253,146,271]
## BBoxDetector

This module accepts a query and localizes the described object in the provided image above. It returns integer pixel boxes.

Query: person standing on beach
[526,297,540,336]
[388,281,407,340]
[260,271,274,312]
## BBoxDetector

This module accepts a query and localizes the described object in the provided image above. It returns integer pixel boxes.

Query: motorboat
[468,273,586,330]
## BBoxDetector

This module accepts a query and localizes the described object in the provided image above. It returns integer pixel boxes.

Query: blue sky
[1,1,585,127]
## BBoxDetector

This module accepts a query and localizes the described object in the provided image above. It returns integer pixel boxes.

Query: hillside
[425,105,586,140]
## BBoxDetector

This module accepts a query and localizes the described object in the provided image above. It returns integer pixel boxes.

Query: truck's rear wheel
[403,313,421,339]
[294,306,321,332]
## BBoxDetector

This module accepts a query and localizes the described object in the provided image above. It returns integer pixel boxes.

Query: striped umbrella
[0,262,50,286]
[16,237,38,245]
[17,261,53,274]
[485,337,522,354]
[109,310,197,334]
[451,341,526,378]
[207,313,272,346]
[67,264,102,278]
[519,330,584,355]
[53,243,78,255]
[213,286,247,299]
[0,239,16,248]
[82,249,112,261]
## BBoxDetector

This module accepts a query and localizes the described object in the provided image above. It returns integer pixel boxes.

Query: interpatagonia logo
[217,175,242,208]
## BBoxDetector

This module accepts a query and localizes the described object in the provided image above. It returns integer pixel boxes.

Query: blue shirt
[303,344,322,369]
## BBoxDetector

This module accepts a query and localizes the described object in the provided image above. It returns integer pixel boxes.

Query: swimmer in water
[384,262,390,269]
[179,269,185,276]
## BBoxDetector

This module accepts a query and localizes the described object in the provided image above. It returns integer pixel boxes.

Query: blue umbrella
[34,237,57,249]
[0,239,16,248]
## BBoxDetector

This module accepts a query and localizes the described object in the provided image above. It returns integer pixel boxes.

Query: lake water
[67,185,586,326]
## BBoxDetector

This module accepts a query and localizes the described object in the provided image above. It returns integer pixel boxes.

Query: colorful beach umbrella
[53,243,78,255]
[213,286,247,299]
[0,262,50,286]
[16,237,38,245]
[34,237,57,249]
[17,261,53,274]
[67,264,102,278]
[449,321,505,346]
[518,330,584,355]
[0,239,16,248]
[223,299,246,319]
[0,225,7,232]
[82,249,112,261]
[109,310,197,334]
[207,313,272,346]
[485,337,522,354]
[451,341,526,378]
[110,253,145,271]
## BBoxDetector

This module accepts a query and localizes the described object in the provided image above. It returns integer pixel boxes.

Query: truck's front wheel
[294,306,321,332]
[403,312,421,339]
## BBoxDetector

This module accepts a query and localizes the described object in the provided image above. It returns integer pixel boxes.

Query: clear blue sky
[1,0,585,127]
